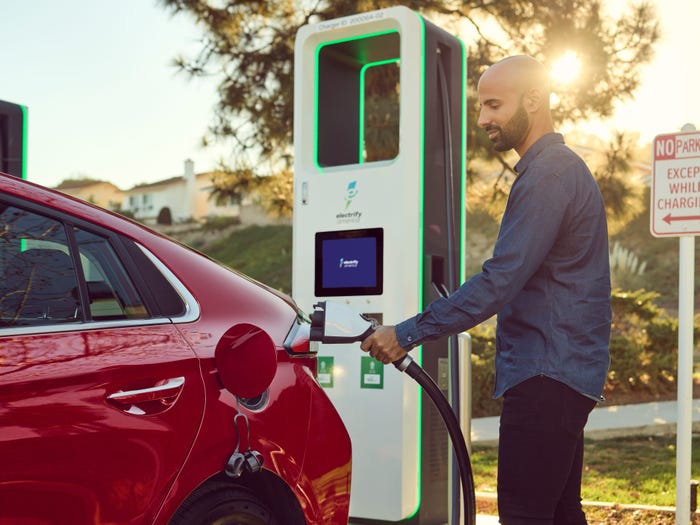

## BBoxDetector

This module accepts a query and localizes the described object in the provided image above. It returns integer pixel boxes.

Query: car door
[0,201,205,524]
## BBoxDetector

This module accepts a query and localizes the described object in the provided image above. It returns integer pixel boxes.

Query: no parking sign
[651,130,700,236]
[651,125,699,525]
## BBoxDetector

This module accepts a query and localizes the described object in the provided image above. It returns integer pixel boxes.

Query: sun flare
[550,51,582,86]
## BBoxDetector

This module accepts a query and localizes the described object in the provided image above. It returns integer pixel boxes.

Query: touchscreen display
[314,228,383,296]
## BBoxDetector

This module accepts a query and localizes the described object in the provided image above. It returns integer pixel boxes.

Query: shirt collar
[514,132,565,175]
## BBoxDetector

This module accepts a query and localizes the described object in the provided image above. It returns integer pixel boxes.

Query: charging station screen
[315,228,383,296]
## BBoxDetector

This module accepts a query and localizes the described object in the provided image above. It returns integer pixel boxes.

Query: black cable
[395,356,476,525]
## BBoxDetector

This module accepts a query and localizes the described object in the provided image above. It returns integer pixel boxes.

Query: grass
[471,435,700,507]
[473,435,700,523]
[203,224,292,294]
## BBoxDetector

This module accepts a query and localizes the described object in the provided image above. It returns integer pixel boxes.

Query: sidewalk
[471,398,700,443]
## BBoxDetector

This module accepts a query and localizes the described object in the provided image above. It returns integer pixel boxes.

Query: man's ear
[523,88,543,113]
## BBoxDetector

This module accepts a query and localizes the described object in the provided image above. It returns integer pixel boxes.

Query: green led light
[313,29,399,171]
[313,44,322,172]
[411,12,427,521]
[458,38,467,282]
[358,58,400,164]
[20,105,27,180]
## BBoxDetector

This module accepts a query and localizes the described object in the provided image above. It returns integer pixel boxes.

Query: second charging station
[292,7,466,523]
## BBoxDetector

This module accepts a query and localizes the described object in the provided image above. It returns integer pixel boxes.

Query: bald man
[361,55,611,524]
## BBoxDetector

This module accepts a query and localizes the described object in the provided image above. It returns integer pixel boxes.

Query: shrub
[609,242,647,291]
[468,324,502,418]
[467,289,699,417]
[606,289,680,401]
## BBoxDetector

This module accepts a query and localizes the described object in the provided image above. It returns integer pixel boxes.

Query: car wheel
[169,482,281,525]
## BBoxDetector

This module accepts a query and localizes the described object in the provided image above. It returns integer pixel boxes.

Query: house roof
[55,179,119,191]
[127,176,185,192]
[126,172,213,193]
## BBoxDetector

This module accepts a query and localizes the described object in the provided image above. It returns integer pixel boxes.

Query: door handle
[107,376,185,405]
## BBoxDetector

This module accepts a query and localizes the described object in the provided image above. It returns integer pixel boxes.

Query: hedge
[468,289,699,418]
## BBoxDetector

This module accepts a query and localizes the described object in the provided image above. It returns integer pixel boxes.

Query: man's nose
[477,109,489,129]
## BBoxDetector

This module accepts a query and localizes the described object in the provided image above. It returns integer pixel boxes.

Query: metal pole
[676,122,696,525]
[676,234,694,525]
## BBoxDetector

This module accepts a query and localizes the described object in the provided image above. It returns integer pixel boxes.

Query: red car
[0,172,351,524]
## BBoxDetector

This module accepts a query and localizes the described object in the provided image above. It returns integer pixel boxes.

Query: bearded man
[361,55,611,525]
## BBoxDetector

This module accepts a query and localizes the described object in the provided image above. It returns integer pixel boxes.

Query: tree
[159,0,659,219]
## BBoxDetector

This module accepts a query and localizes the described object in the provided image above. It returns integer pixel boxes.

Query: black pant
[497,375,596,525]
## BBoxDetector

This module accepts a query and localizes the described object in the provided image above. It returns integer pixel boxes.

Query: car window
[73,227,149,321]
[0,204,149,327]
[0,204,81,326]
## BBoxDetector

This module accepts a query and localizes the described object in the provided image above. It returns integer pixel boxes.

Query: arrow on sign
[663,213,700,224]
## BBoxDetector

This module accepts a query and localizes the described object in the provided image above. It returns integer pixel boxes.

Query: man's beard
[486,103,529,152]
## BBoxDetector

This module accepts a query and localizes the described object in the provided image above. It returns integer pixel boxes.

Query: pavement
[471,398,700,524]
[471,398,700,443]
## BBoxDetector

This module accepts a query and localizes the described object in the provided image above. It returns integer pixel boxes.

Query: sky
[1,0,698,190]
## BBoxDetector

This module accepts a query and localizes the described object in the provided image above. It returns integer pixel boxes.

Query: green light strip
[20,105,27,180]
[410,11,427,521]
[358,58,400,164]
[313,29,399,171]
[458,39,467,281]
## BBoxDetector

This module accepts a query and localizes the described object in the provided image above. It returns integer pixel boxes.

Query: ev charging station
[292,6,466,524]
[0,100,27,179]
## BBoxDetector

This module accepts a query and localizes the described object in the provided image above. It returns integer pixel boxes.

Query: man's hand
[360,325,408,365]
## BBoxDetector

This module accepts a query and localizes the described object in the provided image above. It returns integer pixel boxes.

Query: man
[360,55,611,525]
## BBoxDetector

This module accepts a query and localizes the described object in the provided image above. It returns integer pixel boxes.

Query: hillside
[189,224,293,295]
[176,208,698,313]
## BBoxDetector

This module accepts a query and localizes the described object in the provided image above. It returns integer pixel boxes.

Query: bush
[468,289,699,417]
[468,324,502,418]
[606,289,686,402]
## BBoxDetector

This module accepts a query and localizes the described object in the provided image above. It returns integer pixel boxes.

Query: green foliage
[208,164,258,207]
[607,289,684,400]
[200,215,240,231]
[609,241,647,291]
[593,132,647,235]
[468,289,699,416]
[159,0,659,216]
[204,224,292,294]
[468,324,503,418]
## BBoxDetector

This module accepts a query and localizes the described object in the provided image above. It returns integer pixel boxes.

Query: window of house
[142,194,153,211]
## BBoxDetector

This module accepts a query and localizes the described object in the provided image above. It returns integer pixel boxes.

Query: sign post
[651,124,698,525]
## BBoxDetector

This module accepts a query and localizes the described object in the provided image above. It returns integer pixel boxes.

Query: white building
[124,159,239,224]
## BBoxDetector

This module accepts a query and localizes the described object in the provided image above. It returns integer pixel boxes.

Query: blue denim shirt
[396,133,611,401]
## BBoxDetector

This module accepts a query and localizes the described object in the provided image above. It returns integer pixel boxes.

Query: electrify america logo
[345,180,358,209]
[336,180,362,224]
[338,257,359,269]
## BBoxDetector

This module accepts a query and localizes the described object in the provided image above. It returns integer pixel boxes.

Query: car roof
[0,172,301,315]
[0,172,159,242]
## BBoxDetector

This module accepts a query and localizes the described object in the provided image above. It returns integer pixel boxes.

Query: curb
[475,491,696,515]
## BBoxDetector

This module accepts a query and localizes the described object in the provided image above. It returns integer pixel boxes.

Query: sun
[550,51,582,86]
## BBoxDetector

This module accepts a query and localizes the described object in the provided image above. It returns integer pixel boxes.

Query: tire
[169,482,281,525]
